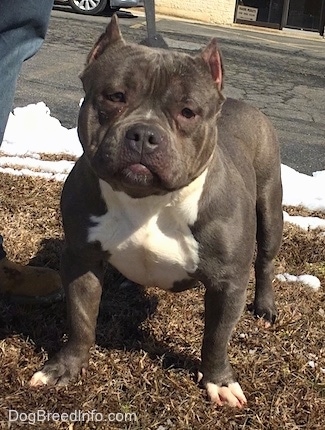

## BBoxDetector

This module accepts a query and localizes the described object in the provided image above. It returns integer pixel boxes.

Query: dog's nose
[125,124,163,154]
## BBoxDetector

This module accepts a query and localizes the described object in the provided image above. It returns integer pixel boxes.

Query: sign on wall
[236,5,258,21]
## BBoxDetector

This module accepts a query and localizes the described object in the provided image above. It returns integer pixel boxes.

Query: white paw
[198,372,247,408]
[29,371,49,387]
[207,381,247,408]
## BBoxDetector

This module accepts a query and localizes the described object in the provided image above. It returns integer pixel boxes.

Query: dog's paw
[30,370,51,387]
[198,372,247,408]
[248,300,277,327]
[206,381,247,408]
[30,352,87,387]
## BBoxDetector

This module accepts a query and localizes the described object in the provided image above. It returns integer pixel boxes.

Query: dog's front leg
[199,281,248,408]
[30,248,104,386]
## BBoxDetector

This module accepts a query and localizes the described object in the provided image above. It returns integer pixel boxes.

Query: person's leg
[0,0,62,302]
[0,0,54,142]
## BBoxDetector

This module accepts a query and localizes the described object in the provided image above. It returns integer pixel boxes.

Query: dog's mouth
[120,163,156,187]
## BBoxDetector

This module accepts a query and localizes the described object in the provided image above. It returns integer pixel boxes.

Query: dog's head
[78,15,224,198]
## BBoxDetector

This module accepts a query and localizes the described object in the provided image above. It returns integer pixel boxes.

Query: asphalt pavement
[14,7,325,175]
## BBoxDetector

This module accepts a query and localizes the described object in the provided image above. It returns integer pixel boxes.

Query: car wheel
[68,0,108,15]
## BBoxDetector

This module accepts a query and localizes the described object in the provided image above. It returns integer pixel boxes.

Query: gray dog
[31,16,283,408]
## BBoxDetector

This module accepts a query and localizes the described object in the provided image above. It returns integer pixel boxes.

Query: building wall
[155,0,237,25]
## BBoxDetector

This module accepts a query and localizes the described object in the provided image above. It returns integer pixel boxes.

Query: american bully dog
[31,15,283,408]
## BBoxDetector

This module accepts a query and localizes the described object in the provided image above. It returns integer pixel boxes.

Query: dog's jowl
[30,15,283,408]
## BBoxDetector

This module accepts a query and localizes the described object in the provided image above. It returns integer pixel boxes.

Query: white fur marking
[88,169,208,289]
[30,371,49,387]
[198,371,247,408]
[206,381,247,408]
[145,109,154,120]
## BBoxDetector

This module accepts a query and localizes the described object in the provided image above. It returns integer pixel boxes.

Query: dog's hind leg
[253,173,283,325]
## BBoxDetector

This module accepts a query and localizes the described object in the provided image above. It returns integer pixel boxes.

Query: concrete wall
[155,0,237,25]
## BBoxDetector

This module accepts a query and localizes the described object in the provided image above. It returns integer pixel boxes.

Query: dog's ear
[86,14,125,65]
[201,38,224,92]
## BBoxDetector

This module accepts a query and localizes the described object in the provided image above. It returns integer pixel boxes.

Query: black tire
[68,0,108,15]
[106,6,120,13]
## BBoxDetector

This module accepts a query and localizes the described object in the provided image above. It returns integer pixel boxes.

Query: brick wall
[155,0,237,25]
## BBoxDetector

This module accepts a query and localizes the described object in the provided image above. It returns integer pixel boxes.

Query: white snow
[276,273,321,290]
[0,102,324,290]
[281,164,325,212]
[0,155,74,175]
[283,211,325,231]
[2,102,82,158]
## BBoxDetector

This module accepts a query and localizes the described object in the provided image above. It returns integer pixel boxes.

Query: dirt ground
[0,170,324,429]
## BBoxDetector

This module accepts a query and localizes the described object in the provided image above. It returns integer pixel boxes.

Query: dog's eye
[105,92,126,103]
[181,108,195,119]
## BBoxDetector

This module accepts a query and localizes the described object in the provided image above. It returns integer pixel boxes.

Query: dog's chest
[88,174,207,290]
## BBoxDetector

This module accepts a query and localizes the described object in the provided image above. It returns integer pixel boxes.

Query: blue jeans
[0,0,54,145]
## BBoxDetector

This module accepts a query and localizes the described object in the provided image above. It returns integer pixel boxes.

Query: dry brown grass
[0,170,324,429]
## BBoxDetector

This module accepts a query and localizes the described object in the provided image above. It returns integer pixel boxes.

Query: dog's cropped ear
[86,14,125,65]
[201,38,224,92]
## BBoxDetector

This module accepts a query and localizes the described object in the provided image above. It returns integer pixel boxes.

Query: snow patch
[283,211,325,230]
[276,273,321,290]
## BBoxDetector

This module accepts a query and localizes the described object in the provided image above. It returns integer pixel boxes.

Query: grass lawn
[0,169,324,429]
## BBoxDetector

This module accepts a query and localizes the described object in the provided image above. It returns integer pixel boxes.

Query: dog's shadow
[97,274,199,373]
[0,238,198,375]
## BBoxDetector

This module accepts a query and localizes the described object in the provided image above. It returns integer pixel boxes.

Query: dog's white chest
[88,171,208,290]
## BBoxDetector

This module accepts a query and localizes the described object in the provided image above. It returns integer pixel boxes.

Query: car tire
[68,0,108,15]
